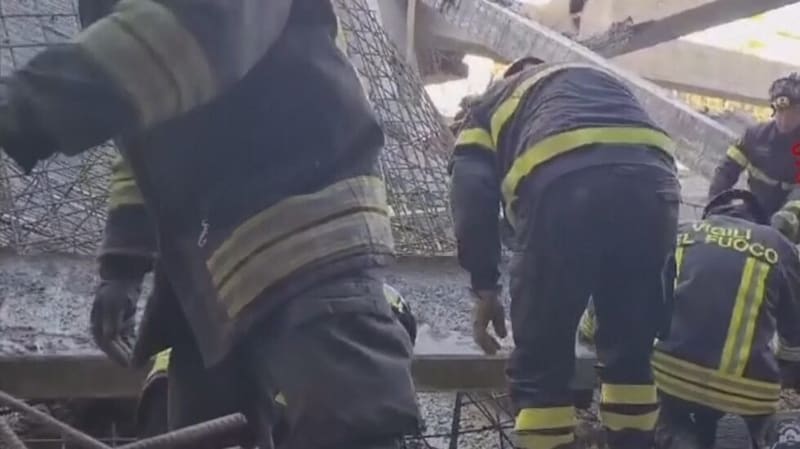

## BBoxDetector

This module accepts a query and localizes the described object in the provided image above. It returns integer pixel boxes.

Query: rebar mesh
[0,0,456,256]
[333,0,455,255]
[7,393,519,449]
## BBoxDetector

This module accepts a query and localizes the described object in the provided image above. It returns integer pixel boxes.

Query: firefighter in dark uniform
[0,1,421,447]
[650,189,800,449]
[449,56,680,449]
[136,284,419,442]
[709,73,800,243]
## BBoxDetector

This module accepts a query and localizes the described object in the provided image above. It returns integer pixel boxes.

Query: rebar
[117,413,248,449]
[0,389,111,449]
[0,417,29,449]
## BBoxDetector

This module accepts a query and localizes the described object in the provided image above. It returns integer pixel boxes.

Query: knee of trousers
[514,406,577,449]
[599,383,660,433]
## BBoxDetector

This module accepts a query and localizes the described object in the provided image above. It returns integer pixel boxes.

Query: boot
[654,419,705,449]
[762,414,800,449]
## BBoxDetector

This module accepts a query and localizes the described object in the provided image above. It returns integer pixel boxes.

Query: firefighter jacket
[709,121,800,240]
[653,214,800,416]
[2,0,393,366]
[449,62,676,290]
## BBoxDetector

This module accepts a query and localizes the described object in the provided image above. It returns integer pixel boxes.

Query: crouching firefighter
[708,73,800,243]
[0,0,421,447]
[653,190,800,449]
[136,284,419,442]
[448,56,680,449]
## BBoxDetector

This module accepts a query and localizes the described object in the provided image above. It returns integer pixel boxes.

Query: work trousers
[508,162,680,449]
[166,270,421,449]
[654,394,769,449]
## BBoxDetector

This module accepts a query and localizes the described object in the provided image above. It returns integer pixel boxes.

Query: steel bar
[0,389,111,449]
[117,413,248,449]
[0,418,29,449]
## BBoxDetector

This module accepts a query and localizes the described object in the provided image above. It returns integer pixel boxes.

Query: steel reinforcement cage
[0,0,456,257]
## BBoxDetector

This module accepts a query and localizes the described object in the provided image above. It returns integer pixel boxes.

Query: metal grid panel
[0,0,456,256]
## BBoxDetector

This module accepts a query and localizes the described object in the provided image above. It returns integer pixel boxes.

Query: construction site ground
[3,166,799,449]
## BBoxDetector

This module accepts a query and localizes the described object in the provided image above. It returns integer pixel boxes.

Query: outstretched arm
[448,114,501,291]
[1,0,294,172]
[708,137,748,199]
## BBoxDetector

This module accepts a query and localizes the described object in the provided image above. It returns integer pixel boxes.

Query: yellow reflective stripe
[455,127,495,152]
[601,409,659,432]
[501,126,674,223]
[515,432,574,449]
[651,350,780,400]
[109,178,145,208]
[653,363,778,415]
[578,306,596,342]
[207,176,393,318]
[76,0,216,128]
[727,146,793,190]
[383,284,405,313]
[726,146,749,168]
[720,258,770,376]
[673,246,685,290]
[147,348,172,379]
[784,200,800,215]
[777,337,800,362]
[489,63,597,144]
[601,384,657,405]
[515,407,576,431]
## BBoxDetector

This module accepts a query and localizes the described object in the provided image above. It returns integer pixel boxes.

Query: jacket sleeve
[98,154,158,281]
[776,243,800,364]
[448,108,501,291]
[708,131,749,199]
[772,186,800,243]
[3,0,293,161]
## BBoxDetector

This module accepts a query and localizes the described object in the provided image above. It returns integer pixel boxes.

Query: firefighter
[0,1,421,448]
[653,190,800,449]
[708,73,800,242]
[575,193,800,449]
[136,284,419,442]
[449,56,680,449]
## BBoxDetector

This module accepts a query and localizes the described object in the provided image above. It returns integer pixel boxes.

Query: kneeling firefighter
[449,56,680,449]
[136,283,419,442]
[579,189,800,449]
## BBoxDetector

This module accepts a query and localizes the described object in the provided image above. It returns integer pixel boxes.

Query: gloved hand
[771,210,799,243]
[90,279,141,367]
[471,288,507,355]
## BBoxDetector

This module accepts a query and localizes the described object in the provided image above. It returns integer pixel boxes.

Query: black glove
[91,279,141,367]
[471,288,507,355]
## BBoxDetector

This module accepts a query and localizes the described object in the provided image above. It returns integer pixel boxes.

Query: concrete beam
[578,0,793,37]
[592,0,800,57]
[524,0,800,57]
[613,40,798,104]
